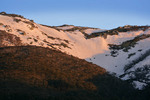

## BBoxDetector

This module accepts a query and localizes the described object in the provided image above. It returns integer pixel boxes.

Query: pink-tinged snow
[0,15,109,58]
[86,37,150,76]
[37,25,109,58]
[106,30,150,45]
[57,25,74,30]
[64,32,108,58]
[84,28,105,35]
[0,15,69,48]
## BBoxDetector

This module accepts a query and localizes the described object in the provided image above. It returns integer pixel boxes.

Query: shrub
[0,30,22,47]
[13,18,21,23]
[33,38,38,42]
[128,53,136,59]
[0,23,4,25]
[23,21,36,30]
[16,29,26,35]
[0,12,24,18]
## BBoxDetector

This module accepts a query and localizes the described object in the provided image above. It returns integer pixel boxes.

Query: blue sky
[1,0,150,29]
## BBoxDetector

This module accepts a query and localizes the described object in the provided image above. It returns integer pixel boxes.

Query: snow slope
[0,13,150,89]
[0,14,108,59]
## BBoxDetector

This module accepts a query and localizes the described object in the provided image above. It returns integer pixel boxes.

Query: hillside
[0,46,141,100]
[0,12,150,89]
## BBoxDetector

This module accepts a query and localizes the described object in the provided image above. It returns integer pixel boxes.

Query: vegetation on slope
[0,12,25,19]
[86,25,150,39]
[124,49,150,72]
[41,24,98,37]
[0,46,143,100]
[109,34,150,52]
[119,49,150,85]
[0,30,22,47]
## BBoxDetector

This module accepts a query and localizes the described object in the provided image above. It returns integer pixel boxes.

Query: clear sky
[1,0,150,29]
